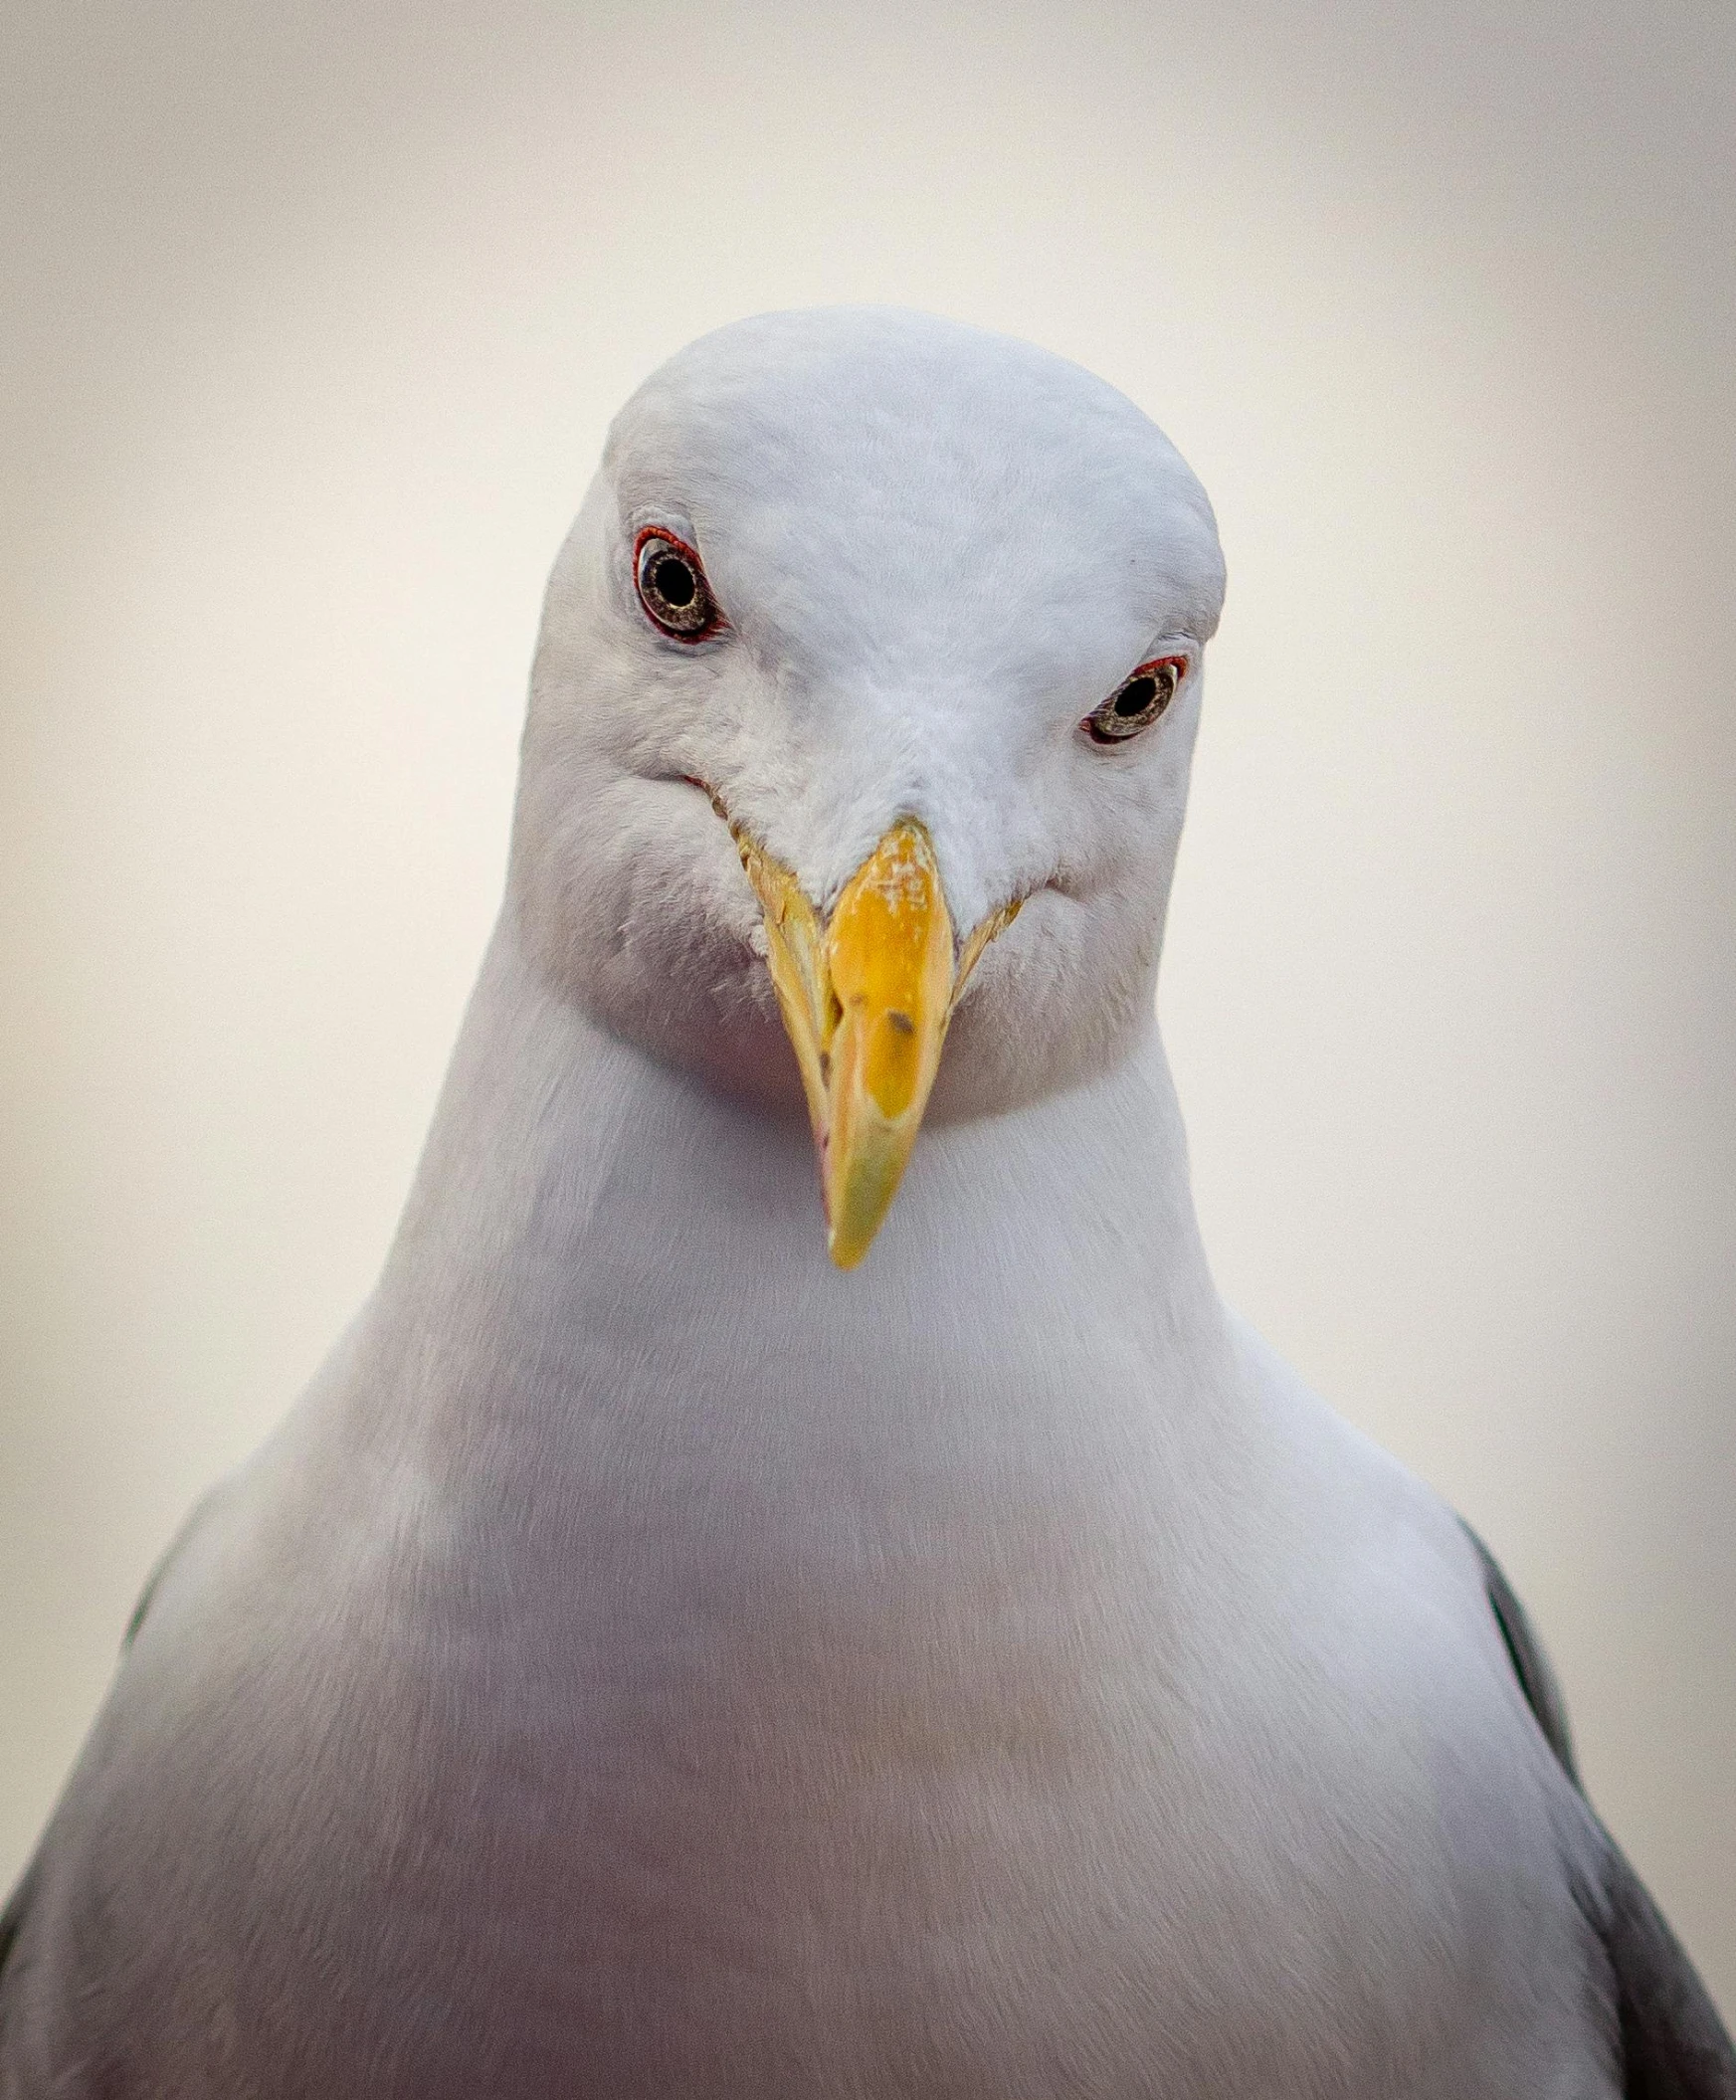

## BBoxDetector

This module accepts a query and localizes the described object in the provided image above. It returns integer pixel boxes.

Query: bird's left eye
[635,528,723,641]
[1082,656,1188,745]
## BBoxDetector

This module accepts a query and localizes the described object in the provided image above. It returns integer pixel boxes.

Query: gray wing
[1461,1520,1736,2100]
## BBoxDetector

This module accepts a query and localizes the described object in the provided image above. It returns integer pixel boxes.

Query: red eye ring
[1081,654,1189,745]
[634,525,726,642]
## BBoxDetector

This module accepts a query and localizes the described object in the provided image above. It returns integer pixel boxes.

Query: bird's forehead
[605,310,1225,683]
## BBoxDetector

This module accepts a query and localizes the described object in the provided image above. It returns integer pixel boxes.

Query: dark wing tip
[1458,1516,1581,1786]
[0,1858,34,2054]
[1602,1843,1736,2100]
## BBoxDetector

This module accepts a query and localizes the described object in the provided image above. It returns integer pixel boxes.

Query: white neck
[342,913,1241,1528]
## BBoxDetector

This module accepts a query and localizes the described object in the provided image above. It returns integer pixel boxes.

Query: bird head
[511,308,1226,1267]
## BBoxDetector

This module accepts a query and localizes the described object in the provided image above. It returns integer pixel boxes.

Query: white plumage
[2,307,1728,2098]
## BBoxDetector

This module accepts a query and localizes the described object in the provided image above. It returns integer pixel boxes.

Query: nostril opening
[885,1012,916,1037]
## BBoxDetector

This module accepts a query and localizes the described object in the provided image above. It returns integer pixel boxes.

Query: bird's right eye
[635,528,724,641]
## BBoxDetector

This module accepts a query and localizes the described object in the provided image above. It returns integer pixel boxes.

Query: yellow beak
[732,818,1019,1268]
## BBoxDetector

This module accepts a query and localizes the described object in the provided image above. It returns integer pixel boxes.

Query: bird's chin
[537,771,1150,1146]
[573,898,1136,1141]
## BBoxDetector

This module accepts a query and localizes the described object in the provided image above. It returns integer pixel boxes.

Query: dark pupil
[1114,674,1158,718]
[652,554,696,607]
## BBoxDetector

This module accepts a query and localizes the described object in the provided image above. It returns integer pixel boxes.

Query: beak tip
[825,1214,873,1271]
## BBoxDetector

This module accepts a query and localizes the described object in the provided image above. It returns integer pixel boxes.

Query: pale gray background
[3,0,1732,2007]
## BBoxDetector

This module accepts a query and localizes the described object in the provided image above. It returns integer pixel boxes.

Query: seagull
[2,306,1729,2099]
